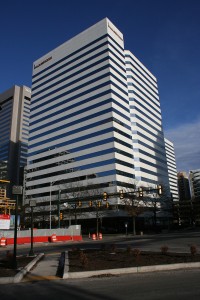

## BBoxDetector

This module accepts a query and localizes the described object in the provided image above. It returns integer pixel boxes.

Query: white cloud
[165,119,200,173]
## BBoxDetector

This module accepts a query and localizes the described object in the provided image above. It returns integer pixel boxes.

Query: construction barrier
[98,232,102,240]
[0,226,82,245]
[0,237,7,247]
[50,234,57,243]
[92,233,96,240]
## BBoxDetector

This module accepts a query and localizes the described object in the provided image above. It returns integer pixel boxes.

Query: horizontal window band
[137,148,167,165]
[129,83,159,105]
[129,92,160,111]
[139,167,169,178]
[32,70,127,107]
[27,158,134,181]
[30,80,129,114]
[30,146,133,166]
[30,103,131,137]
[130,99,161,122]
[26,168,134,192]
[28,134,133,158]
[32,56,109,94]
[132,114,162,132]
[134,131,166,150]
[32,33,124,81]
[32,34,108,80]
[29,121,132,150]
[133,140,167,157]
[127,72,158,96]
[132,121,163,141]
[139,158,168,172]
[32,41,125,94]
[131,106,161,127]
[125,55,157,84]
[128,79,159,101]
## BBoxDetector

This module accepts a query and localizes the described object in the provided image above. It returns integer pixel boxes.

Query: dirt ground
[0,255,34,277]
[68,246,200,272]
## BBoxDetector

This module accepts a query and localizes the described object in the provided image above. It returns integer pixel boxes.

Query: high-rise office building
[164,138,179,201]
[177,171,191,201]
[189,169,200,200]
[125,51,169,188]
[0,85,31,193]
[25,18,169,220]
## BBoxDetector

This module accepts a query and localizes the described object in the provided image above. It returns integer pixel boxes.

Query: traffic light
[97,201,101,208]
[78,201,82,207]
[60,212,63,220]
[138,187,143,198]
[103,192,108,201]
[157,185,162,195]
[89,200,93,207]
[119,190,124,199]
[106,202,109,208]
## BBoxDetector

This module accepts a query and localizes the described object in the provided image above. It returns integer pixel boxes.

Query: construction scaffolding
[0,188,15,214]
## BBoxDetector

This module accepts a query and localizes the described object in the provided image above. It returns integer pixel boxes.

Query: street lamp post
[29,200,36,256]
[57,190,61,229]
[49,179,61,229]
[12,185,23,269]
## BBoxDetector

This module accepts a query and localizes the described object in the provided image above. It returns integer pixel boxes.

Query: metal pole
[75,204,77,225]
[96,205,99,238]
[13,194,18,269]
[58,190,61,229]
[29,207,34,256]
[50,182,52,229]
[131,198,136,235]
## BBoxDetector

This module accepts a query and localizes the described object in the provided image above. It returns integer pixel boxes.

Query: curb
[0,253,44,284]
[63,251,200,279]
[64,262,200,279]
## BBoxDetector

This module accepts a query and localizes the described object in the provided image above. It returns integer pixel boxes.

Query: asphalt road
[1,230,200,299]
[1,229,200,258]
[1,269,200,299]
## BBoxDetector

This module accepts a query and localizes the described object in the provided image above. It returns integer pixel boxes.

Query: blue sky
[1,0,199,173]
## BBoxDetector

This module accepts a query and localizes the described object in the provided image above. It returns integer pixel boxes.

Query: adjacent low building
[0,85,31,195]
[164,138,179,201]
[177,171,191,201]
[189,169,200,200]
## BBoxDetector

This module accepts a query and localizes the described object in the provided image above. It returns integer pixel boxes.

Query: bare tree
[122,195,144,235]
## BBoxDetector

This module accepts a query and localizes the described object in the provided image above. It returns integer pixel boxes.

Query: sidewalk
[22,252,61,282]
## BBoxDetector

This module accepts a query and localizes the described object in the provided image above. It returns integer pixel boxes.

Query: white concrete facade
[125,51,169,188]
[26,18,135,206]
[164,138,179,201]
[26,18,170,210]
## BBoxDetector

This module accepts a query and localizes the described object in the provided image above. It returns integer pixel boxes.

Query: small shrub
[126,245,132,254]
[5,251,13,266]
[71,246,78,252]
[110,244,117,253]
[100,244,106,251]
[160,245,169,255]
[190,245,197,256]
[79,250,89,267]
[133,248,141,264]
[133,248,141,257]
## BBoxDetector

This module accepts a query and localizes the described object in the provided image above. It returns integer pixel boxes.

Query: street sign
[0,214,10,229]
[12,185,23,195]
